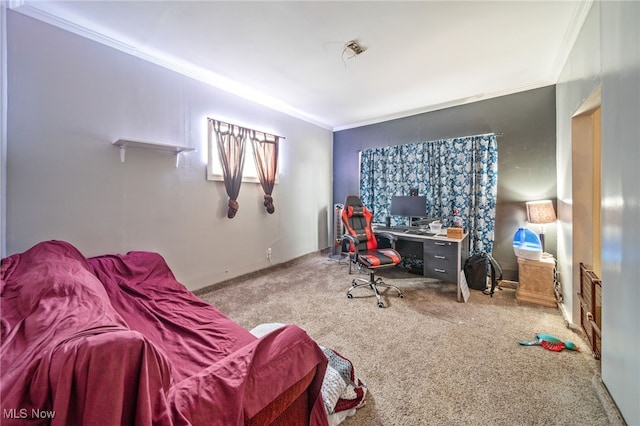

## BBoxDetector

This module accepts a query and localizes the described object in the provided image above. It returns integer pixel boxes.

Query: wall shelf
[113,139,194,167]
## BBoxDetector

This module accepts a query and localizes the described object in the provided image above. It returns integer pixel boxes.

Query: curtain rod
[355,132,502,153]
[448,131,503,139]
[208,117,286,140]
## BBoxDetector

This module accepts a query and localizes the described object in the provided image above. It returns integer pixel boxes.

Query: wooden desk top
[372,226,468,242]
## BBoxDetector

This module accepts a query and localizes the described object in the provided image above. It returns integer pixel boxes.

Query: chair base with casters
[347,269,404,308]
[341,194,405,308]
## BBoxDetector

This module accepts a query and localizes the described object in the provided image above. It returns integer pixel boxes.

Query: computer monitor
[390,195,427,218]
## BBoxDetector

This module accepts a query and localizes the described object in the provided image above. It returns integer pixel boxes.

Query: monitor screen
[390,195,427,217]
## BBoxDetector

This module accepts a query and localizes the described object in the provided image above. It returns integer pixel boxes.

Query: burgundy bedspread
[88,250,328,424]
[1,241,172,425]
[1,241,329,425]
[88,251,257,382]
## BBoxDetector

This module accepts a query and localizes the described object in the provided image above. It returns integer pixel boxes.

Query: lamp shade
[526,200,556,224]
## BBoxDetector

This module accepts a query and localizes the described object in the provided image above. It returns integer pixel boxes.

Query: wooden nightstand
[516,256,557,307]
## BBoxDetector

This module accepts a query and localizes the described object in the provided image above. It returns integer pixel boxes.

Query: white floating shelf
[113,139,195,167]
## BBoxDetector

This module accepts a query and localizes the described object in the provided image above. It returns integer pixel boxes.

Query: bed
[0,240,329,425]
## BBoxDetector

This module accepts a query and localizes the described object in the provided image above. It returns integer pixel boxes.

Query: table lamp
[526,200,556,253]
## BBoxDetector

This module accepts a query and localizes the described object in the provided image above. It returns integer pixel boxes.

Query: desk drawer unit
[423,240,458,283]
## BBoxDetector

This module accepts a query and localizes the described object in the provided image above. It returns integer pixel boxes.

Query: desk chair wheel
[347,293,353,299]
[377,301,384,308]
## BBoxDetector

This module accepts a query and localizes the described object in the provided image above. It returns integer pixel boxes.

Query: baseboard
[499,279,518,289]
[193,248,330,296]
[557,301,574,328]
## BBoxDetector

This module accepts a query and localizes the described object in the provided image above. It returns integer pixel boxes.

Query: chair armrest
[46,329,172,426]
[163,325,328,426]
[375,232,397,248]
[341,234,360,253]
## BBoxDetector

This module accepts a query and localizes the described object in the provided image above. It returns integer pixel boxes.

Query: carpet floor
[196,253,624,426]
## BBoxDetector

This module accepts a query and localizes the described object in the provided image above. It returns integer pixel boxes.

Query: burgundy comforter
[1,241,328,425]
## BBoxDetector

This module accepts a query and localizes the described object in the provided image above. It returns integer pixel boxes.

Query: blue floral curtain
[359,134,498,254]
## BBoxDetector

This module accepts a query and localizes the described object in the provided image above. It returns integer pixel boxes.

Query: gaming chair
[341,195,404,308]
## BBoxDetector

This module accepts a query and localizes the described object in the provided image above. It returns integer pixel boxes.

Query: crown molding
[549,0,594,82]
[5,1,26,9]
[8,1,591,134]
[333,81,555,132]
[9,2,333,131]
[8,2,142,55]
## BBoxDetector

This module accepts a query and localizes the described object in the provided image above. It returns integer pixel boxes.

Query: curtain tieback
[228,199,239,218]
[263,195,275,214]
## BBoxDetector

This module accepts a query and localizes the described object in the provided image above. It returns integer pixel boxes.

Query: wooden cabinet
[516,256,557,307]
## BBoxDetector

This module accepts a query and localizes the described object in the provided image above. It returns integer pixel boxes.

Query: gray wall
[1,6,6,257]
[333,86,557,281]
[556,1,639,424]
[5,11,333,291]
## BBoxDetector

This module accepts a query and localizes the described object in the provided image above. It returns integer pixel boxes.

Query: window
[207,136,261,183]
[206,119,280,184]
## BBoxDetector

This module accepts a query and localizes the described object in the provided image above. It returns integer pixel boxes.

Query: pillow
[321,347,367,414]
[346,206,365,217]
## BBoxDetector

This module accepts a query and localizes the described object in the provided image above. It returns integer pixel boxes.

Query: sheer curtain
[209,119,248,218]
[360,133,498,254]
[249,131,279,214]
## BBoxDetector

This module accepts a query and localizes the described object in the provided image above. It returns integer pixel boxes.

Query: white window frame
[206,119,282,184]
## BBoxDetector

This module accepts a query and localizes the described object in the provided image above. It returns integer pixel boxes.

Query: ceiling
[11,1,592,131]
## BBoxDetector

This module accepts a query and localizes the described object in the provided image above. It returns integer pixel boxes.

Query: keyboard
[404,229,435,236]
[374,226,436,236]
[373,226,406,232]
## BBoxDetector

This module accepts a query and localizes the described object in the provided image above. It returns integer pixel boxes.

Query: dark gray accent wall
[333,86,557,280]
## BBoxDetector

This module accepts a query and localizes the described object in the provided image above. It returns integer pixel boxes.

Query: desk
[374,227,470,302]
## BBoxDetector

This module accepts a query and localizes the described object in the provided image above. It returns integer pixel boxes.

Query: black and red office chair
[341,194,404,308]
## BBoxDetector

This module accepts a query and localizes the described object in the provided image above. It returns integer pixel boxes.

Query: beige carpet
[196,253,625,426]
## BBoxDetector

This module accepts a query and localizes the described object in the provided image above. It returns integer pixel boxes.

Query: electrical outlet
[266,248,272,259]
